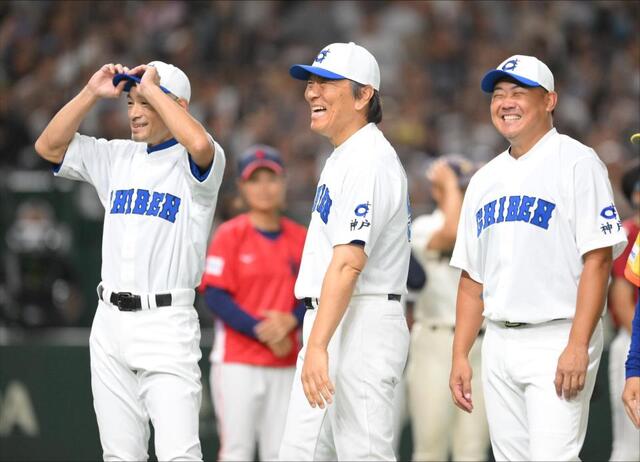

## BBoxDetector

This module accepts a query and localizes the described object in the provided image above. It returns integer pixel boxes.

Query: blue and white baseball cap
[112,61,191,102]
[289,42,381,91]
[481,55,554,93]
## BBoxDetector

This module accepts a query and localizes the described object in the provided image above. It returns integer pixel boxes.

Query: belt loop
[140,294,151,310]
[148,293,158,309]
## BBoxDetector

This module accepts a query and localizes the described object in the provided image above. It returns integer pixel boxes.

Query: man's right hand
[450,355,474,413]
[86,63,130,99]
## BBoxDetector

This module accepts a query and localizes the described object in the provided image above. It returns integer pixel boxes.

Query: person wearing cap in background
[34,61,226,461]
[621,132,640,432]
[278,42,411,461]
[198,144,306,461]
[448,54,626,461]
[407,155,490,461]
[607,159,640,459]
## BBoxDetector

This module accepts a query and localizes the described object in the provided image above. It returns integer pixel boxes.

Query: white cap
[289,42,381,91]
[480,55,554,93]
[112,60,191,102]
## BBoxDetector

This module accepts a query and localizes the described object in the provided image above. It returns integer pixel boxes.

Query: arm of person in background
[449,270,484,413]
[302,243,367,409]
[34,63,129,163]
[127,64,214,170]
[204,286,292,357]
[622,299,640,428]
[554,247,612,400]
[426,160,463,252]
[609,275,636,333]
[255,301,305,344]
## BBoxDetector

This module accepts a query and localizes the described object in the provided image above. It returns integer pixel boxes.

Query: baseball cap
[237,145,284,180]
[112,61,191,102]
[481,55,554,93]
[289,42,381,91]
[427,154,477,188]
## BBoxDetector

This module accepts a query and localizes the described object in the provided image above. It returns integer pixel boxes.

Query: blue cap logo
[314,49,330,64]
[501,59,519,71]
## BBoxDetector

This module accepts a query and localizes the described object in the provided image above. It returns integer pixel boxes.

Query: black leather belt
[98,285,172,311]
[428,325,485,336]
[303,294,401,310]
[502,318,568,328]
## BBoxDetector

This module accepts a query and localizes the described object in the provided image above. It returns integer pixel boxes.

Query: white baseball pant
[90,300,203,461]
[210,363,294,461]
[608,328,640,461]
[481,318,603,462]
[407,323,489,461]
[279,295,410,461]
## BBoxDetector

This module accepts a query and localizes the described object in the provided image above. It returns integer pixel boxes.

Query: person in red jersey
[200,145,307,461]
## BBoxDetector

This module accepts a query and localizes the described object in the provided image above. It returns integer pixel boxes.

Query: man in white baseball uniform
[279,42,411,461]
[449,54,627,461]
[408,156,489,461]
[35,61,226,461]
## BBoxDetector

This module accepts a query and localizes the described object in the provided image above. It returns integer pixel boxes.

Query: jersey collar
[147,138,178,154]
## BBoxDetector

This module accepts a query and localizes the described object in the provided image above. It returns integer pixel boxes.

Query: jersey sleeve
[450,182,483,283]
[410,214,441,263]
[572,155,627,259]
[53,133,117,205]
[182,136,227,206]
[200,224,239,294]
[328,162,398,256]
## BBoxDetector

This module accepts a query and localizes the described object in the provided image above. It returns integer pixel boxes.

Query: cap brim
[480,70,542,93]
[289,64,346,81]
[240,160,284,180]
[112,73,172,95]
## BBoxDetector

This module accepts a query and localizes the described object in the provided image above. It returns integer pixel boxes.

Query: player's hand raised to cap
[128,64,161,98]
[87,63,129,99]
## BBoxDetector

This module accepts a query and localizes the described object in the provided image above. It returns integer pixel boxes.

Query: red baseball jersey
[201,214,306,366]
[609,218,639,326]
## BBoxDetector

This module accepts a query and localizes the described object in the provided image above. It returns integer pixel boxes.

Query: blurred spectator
[407,156,489,461]
[607,164,640,461]
[0,200,83,327]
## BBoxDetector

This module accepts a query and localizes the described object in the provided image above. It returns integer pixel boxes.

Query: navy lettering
[314,184,332,224]
[517,195,536,222]
[476,194,557,237]
[506,195,521,222]
[132,189,151,215]
[483,200,497,229]
[496,196,506,223]
[111,190,129,214]
[146,192,164,217]
[159,193,181,223]
[476,208,484,237]
[109,188,181,224]
[530,198,556,229]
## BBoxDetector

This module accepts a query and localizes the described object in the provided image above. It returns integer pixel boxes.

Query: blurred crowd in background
[1,0,639,328]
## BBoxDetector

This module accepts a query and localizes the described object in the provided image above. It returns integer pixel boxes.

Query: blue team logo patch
[501,59,519,71]
[600,204,617,220]
[315,49,330,63]
[354,202,370,218]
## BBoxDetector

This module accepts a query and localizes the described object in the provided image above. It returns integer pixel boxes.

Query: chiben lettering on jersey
[110,188,182,223]
[312,184,333,224]
[476,195,556,237]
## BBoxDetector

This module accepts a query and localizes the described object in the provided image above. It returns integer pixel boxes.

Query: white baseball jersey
[294,123,411,298]
[411,210,460,325]
[451,128,626,323]
[54,133,226,292]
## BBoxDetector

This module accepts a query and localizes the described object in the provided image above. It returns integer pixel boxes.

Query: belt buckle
[504,321,525,328]
[116,292,137,311]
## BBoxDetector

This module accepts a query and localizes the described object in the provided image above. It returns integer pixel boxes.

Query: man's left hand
[554,343,589,400]
[301,344,334,409]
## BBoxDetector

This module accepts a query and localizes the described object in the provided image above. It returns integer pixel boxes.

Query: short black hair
[350,81,382,124]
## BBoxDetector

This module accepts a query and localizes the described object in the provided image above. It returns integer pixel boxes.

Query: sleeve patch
[206,256,224,276]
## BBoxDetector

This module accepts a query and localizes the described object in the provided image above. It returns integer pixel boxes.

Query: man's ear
[354,85,374,112]
[545,91,558,113]
[178,99,189,110]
